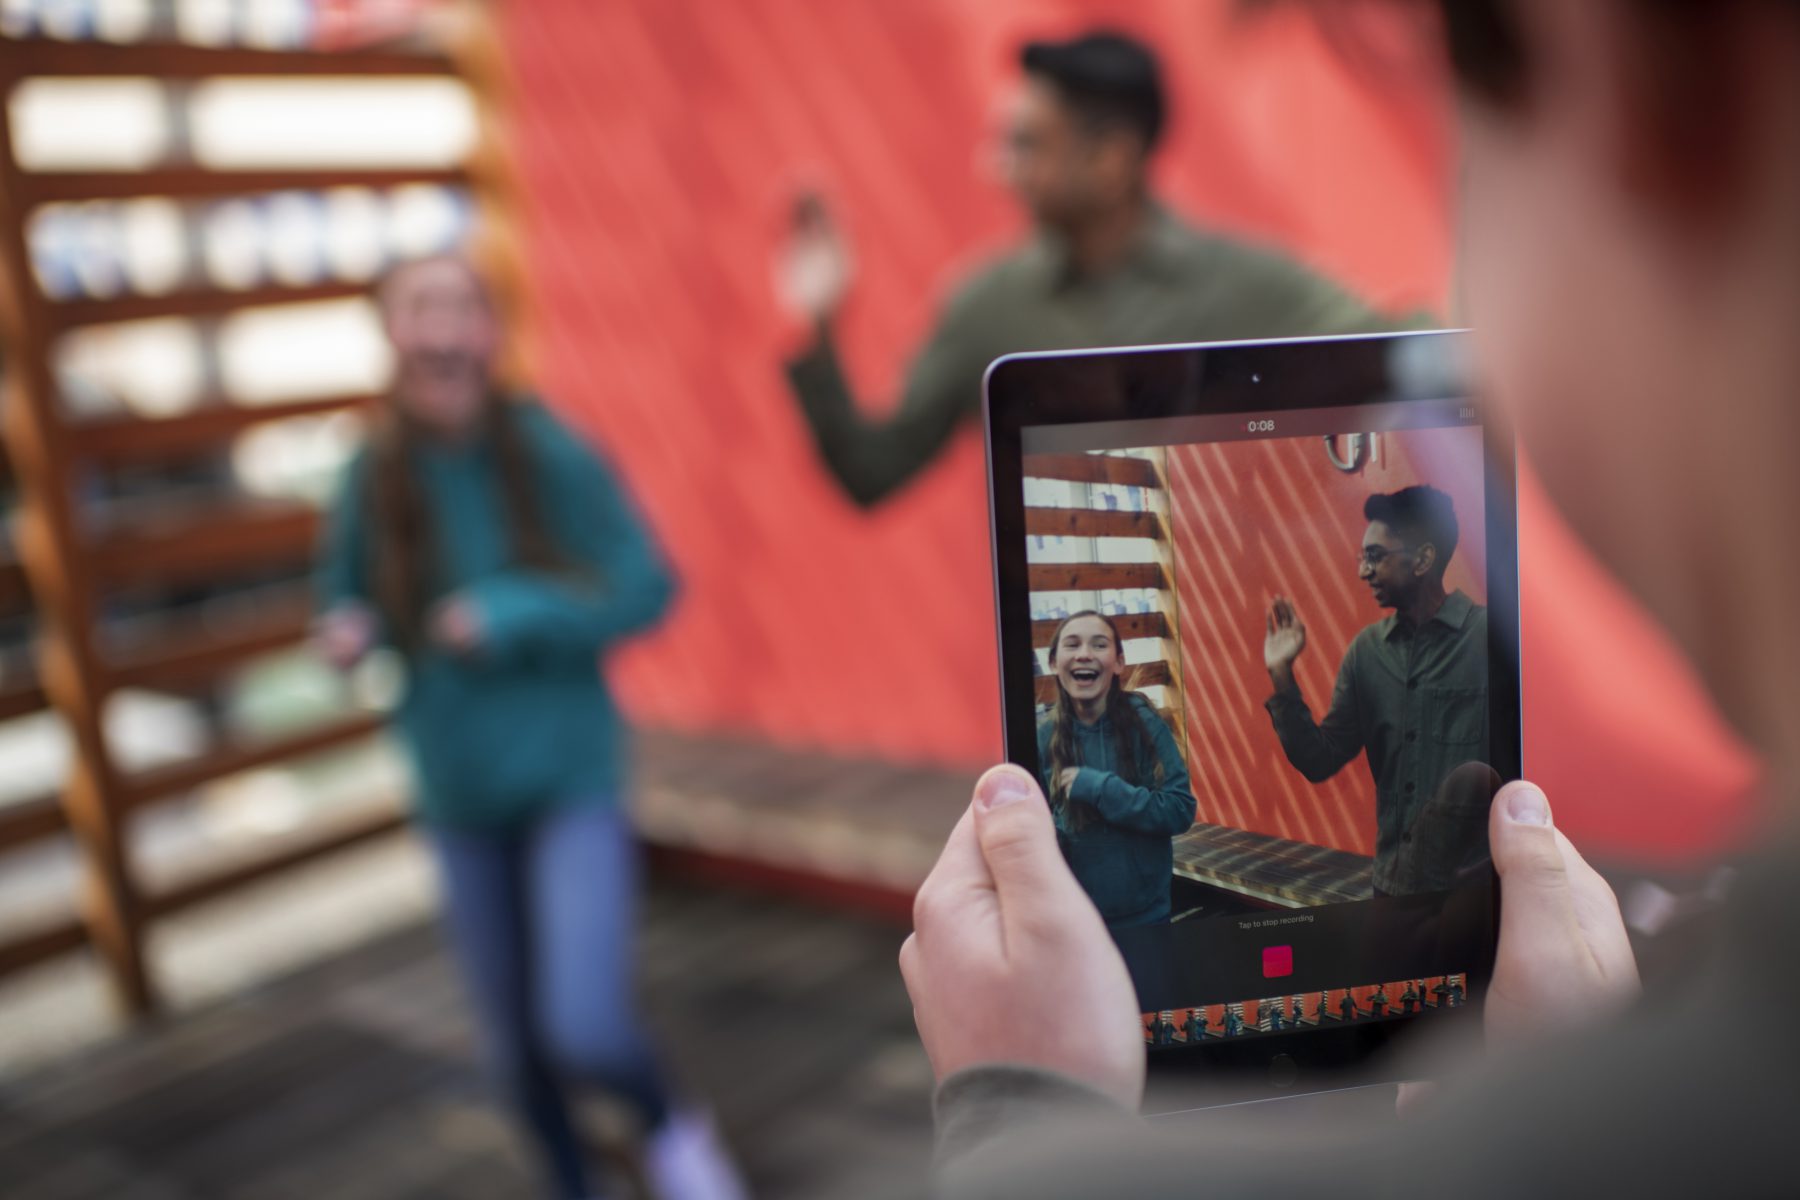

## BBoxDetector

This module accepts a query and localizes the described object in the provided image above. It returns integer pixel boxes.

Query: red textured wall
[497,0,1450,765]
[1166,428,1486,856]
[498,1,1758,861]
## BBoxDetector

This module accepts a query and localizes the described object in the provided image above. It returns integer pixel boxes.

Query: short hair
[1019,31,1166,152]
[1364,485,1459,574]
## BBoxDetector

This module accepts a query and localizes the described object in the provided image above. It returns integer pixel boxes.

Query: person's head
[1437,0,1800,757]
[377,253,501,437]
[1042,610,1165,819]
[1003,31,1165,229]
[1048,610,1127,712]
[1357,486,1459,609]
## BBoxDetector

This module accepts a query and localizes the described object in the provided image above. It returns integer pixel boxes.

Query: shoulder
[1160,215,1375,314]
[1181,228,1336,293]
[1445,591,1487,634]
[941,243,1043,317]
[327,440,375,505]
[1124,690,1173,736]
[512,400,613,474]
[1348,621,1390,659]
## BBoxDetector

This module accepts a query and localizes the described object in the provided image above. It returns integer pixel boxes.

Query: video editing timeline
[1141,974,1468,1047]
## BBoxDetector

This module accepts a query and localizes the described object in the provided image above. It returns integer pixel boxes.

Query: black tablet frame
[983,332,1517,1087]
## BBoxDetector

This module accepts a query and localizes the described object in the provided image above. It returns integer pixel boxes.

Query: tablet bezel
[983,332,1516,1084]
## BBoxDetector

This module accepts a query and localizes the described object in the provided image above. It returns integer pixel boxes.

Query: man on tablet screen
[1262,486,1489,896]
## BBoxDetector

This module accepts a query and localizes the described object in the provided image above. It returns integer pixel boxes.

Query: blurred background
[0,2,1765,1197]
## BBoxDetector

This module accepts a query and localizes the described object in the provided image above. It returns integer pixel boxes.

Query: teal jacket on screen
[1035,692,1197,929]
[318,401,675,830]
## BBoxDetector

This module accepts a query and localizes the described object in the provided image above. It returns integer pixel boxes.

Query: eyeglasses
[1357,545,1411,569]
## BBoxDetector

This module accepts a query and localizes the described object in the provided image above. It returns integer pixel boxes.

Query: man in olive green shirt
[1263,486,1489,896]
[775,31,1400,507]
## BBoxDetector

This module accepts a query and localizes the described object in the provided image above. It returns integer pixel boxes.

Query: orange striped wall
[1166,428,1486,855]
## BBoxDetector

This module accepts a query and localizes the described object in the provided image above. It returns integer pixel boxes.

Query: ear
[1412,542,1439,579]
[1092,129,1142,195]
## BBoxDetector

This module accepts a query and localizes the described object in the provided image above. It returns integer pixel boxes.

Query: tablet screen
[995,335,1509,1059]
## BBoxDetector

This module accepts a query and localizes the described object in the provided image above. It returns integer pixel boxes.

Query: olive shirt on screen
[1265,589,1490,895]
[785,204,1405,507]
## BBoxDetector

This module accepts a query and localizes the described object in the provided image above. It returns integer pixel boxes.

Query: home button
[1268,1053,1299,1089]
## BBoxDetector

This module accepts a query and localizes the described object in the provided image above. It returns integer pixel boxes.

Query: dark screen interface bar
[1021,399,1477,456]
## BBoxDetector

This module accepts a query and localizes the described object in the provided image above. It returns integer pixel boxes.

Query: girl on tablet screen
[1037,611,1197,929]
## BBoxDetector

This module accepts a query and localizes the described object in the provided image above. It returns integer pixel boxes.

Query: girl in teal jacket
[1036,610,1197,929]
[316,256,739,1200]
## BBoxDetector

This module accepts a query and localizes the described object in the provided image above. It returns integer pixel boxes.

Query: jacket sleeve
[464,411,676,665]
[933,1066,1135,1174]
[1265,640,1365,783]
[1206,240,1430,337]
[783,280,986,509]
[1066,698,1196,836]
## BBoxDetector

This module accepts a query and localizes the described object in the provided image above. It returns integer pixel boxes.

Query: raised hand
[1263,594,1308,685]
[773,190,853,323]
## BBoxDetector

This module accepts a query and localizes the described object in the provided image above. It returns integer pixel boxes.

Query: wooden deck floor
[0,876,937,1200]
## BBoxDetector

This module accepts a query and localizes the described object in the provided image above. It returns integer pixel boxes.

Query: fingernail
[1504,783,1551,826]
[977,767,1034,811]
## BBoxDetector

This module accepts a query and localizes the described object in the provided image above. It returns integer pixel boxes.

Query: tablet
[983,331,1516,1088]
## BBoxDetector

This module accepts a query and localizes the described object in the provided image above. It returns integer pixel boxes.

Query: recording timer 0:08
[1246,419,1276,434]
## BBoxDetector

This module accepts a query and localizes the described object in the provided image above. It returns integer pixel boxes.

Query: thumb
[971,764,1071,916]
[1490,780,1579,947]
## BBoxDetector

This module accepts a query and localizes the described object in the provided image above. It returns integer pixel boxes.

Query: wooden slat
[145,806,407,917]
[1032,612,1170,648]
[108,598,313,692]
[1024,506,1161,540]
[0,914,87,980]
[1022,453,1160,488]
[1027,562,1165,593]
[1173,822,1373,908]
[125,712,385,808]
[69,394,370,466]
[1034,660,1173,705]
[0,790,65,849]
[9,41,457,78]
[0,58,159,1010]
[91,502,318,589]
[22,166,467,205]
[0,675,48,721]
[48,281,366,330]
[0,553,30,612]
